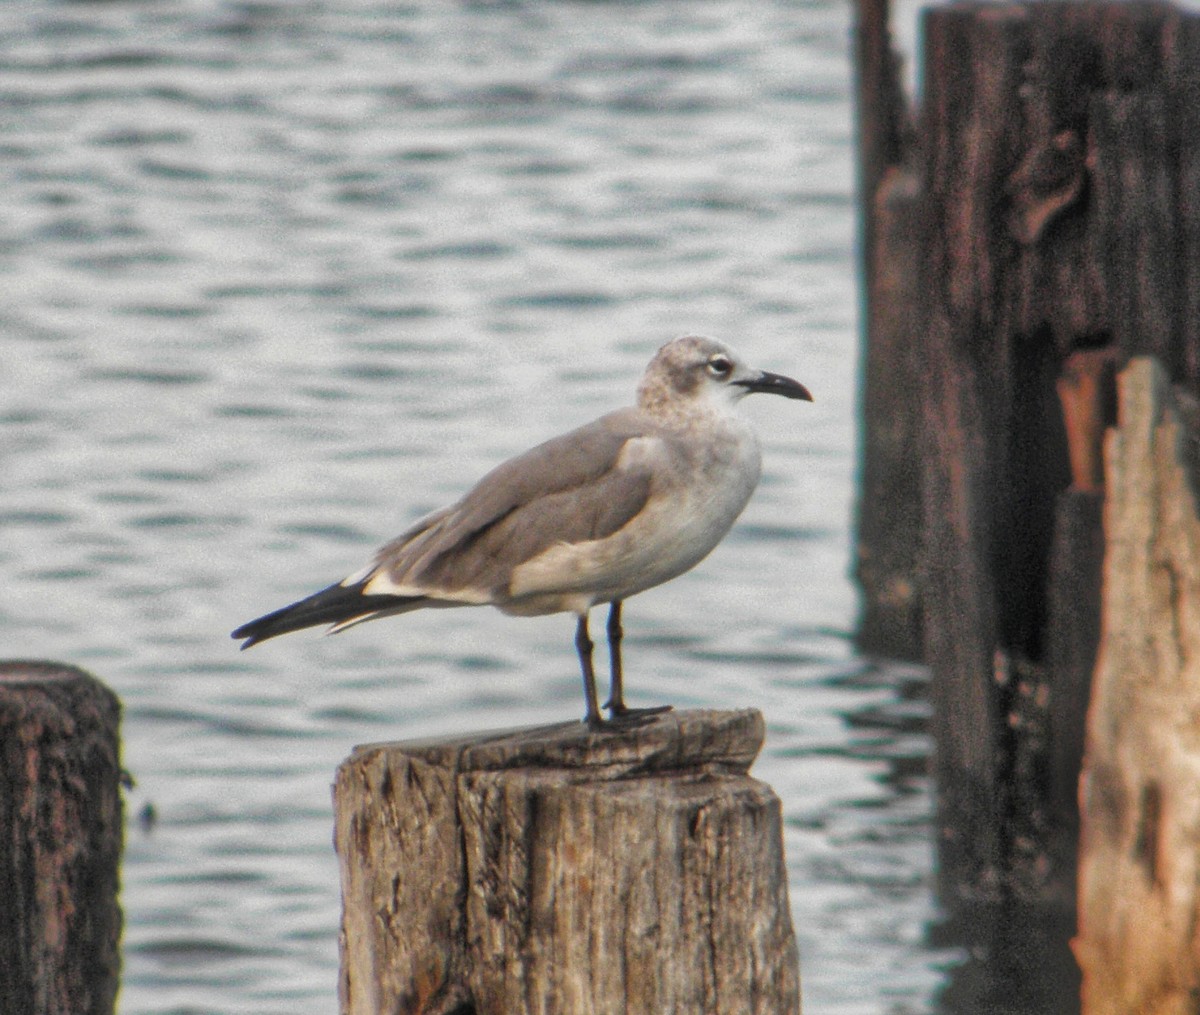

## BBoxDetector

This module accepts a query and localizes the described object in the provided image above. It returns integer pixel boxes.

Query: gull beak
[733,370,813,402]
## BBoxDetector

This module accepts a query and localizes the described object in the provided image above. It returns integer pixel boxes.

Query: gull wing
[366,409,658,599]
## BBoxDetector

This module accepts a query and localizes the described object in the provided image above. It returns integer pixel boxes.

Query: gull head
[636,335,813,417]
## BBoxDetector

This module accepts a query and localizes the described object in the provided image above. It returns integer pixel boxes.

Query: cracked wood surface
[333,708,800,1015]
[1077,358,1200,1015]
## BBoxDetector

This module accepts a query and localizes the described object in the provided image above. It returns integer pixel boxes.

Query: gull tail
[232,580,426,649]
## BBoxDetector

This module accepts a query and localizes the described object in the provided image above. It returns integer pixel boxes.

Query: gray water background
[2,2,953,1012]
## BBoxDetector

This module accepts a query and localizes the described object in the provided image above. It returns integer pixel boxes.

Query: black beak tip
[790,381,814,403]
[736,371,813,402]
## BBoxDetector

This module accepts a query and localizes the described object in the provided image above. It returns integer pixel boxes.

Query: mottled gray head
[636,335,812,416]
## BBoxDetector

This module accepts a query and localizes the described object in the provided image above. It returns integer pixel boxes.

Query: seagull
[232,335,812,726]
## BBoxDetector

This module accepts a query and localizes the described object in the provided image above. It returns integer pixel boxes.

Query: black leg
[575,613,604,727]
[604,600,626,713]
[603,599,673,723]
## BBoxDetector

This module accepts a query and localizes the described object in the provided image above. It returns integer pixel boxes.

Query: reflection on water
[0,1,1066,1013]
[933,903,1080,1015]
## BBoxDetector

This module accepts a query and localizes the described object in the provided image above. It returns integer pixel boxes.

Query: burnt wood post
[0,661,124,1015]
[333,709,801,1015]
[856,0,1200,904]
[1076,358,1200,1014]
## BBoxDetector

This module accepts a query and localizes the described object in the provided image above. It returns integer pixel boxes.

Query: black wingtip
[230,629,269,651]
[231,580,425,650]
[230,583,351,649]
[231,615,276,649]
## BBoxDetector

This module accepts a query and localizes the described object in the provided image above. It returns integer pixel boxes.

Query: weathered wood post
[853,0,924,663]
[856,0,1200,905]
[1076,358,1200,1015]
[333,709,801,1015]
[0,661,124,1015]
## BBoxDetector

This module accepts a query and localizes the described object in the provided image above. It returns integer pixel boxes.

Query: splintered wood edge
[344,708,766,779]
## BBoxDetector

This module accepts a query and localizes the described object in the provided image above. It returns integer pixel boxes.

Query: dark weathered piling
[333,709,801,1015]
[0,661,123,1015]
[852,0,924,662]
[855,0,1200,904]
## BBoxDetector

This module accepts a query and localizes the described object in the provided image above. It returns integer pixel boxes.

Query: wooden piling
[852,0,924,662]
[1076,358,1200,1014]
[333,709,801,1015]
[855,0,1200,904]
[0,661,123,1015]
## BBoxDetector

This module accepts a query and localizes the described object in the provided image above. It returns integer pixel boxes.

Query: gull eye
[706,355,733,379]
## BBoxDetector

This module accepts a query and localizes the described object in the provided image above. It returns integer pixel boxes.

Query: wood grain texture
[334,709,800,1015]
[0,661,123,1015]
[1077,358,1200,1015]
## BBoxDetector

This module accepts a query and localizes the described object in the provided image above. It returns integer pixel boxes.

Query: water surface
[0,2,952,1012]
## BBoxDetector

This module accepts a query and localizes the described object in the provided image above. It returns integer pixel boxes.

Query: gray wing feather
[372,410,656,595]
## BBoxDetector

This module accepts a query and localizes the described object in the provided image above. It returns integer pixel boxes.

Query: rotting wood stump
[1076,358,1200,1015]
[0,661,123,1015]
[333,708,801,1015]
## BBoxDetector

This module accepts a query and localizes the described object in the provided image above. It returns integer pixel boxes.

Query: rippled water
[2,2,950,1013]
